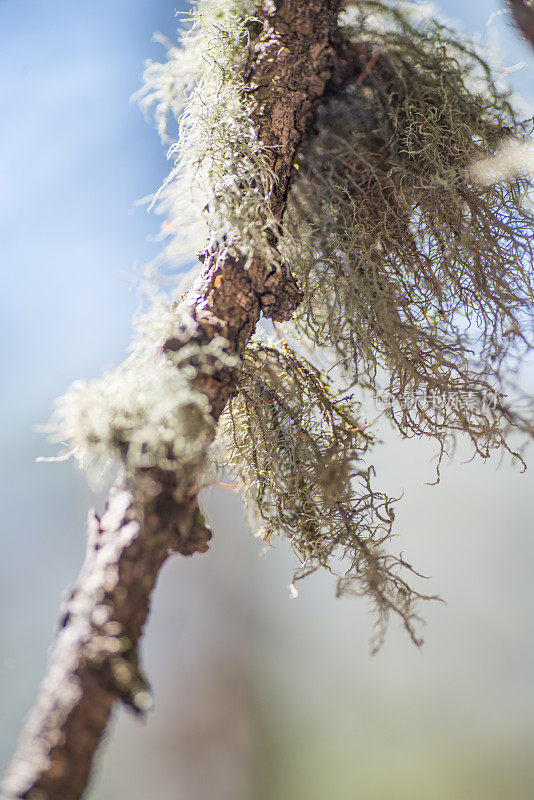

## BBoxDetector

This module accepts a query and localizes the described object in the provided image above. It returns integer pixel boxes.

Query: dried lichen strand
[217,339,435,651]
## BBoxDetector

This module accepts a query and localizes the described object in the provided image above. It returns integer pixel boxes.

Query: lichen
[280,0,534,464]
[217,338,435,650]
[44,304,237,487]
[135,0,278,278]
[45,0,534,649]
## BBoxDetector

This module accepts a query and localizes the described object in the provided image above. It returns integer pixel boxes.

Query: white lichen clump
[136,0,278,277]
[472,138,534,183]
[51,362,212,477]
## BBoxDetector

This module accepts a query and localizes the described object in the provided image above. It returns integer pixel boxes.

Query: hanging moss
[217,338,436,651]
[281,0,534,463]
[45,0,534,648]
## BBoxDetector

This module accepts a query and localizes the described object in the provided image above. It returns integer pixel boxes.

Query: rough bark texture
[2,3,361,799]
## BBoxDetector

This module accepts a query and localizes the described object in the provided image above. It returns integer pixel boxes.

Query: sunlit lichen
[44,0,534,649]
[281,0,534,463]
[135,0,278,278]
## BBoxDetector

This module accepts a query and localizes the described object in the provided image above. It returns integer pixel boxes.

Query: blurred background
[1,1,534,798]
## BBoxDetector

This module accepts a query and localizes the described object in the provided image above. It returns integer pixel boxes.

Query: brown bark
[2,3,360,799]
[510,0,534,49]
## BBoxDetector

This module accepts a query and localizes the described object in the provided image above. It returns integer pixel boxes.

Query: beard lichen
[207,0,534,643]
[281,1,534,464]
[216,338,436,651]
[45,0,534,649]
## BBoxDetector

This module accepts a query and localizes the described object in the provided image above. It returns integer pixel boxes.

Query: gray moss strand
[1,2,353,799]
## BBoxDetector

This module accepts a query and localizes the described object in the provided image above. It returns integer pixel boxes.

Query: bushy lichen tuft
[281,0,534,462]
[133,0,534,643]
[217,338,435,650]
[45,304,237,487]
[135,0,278,277]
[50,362,212,476]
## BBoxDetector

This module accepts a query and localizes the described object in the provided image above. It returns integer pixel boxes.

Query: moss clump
[282,0,534,463]
[218,338,435,651]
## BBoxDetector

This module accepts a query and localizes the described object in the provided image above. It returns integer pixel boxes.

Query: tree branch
[2,3,360,799]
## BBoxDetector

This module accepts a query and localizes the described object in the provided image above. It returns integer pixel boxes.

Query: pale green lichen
[50,361,212,477]
[134,0,534,643]
[135,0,278,278]
[45,304,237,485]
[45,0,534,649]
